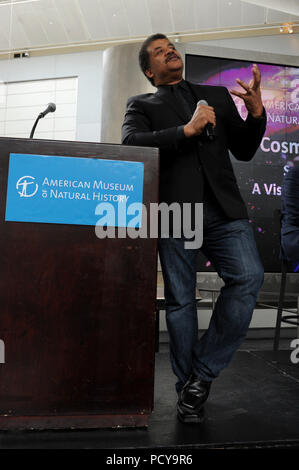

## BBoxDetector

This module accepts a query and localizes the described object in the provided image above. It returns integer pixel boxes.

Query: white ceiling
[241,0,299,16]
[0,0,298,53]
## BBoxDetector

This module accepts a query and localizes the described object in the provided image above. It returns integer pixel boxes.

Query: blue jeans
[158,201,264,393]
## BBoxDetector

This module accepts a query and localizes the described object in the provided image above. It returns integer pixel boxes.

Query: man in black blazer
[122,34,267,423]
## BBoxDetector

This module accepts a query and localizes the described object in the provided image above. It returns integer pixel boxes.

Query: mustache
[165,53,180,63]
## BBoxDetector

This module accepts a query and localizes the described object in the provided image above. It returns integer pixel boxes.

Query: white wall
[0,77,78,140]
[0,50,103,142]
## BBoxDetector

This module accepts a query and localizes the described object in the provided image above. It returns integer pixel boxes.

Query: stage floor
[0,342,298,449]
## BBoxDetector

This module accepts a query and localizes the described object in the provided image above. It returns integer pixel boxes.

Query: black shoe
[177,373,211,424]
[177,401,205,424]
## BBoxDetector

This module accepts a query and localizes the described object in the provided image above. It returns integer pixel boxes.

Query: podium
[0,137,159,430]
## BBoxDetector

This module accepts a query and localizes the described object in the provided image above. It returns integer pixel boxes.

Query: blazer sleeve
[223,87,267,162]
[121,96,185,150]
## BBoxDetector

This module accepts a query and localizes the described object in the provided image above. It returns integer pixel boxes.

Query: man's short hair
[139,33,168,86]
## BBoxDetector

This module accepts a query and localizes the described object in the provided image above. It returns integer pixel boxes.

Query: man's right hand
[184,104,216,138]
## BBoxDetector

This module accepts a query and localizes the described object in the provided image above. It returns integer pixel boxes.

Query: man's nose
[166,49,174,57]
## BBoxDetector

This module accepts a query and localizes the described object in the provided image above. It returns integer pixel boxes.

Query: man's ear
[145,69,154,80]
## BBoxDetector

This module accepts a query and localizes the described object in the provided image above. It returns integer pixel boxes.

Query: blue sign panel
[5,153,144,227]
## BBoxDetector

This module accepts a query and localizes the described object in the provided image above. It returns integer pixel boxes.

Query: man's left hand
[230,64,263,118]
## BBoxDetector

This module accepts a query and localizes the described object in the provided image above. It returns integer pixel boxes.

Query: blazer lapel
[155,87,190,122]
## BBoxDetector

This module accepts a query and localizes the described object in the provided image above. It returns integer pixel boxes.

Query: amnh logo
[0,339,4,364]
[16,176,38,198]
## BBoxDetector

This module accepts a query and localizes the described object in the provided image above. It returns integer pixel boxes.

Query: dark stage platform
[0,343,298,449]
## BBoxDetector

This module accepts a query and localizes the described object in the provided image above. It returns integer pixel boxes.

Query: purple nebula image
[199,63,299,138]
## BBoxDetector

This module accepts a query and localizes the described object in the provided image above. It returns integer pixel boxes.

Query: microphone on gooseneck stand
[30,103,56,139]
[197,99,216,142]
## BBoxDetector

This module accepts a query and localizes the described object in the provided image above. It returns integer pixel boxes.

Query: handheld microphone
[197,99,216,141]
[30,103,56,138]
[39,102,56,118]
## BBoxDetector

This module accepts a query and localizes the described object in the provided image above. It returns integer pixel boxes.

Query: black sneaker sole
[177,405,205,424]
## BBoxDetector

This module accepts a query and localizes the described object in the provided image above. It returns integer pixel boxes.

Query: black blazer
[122,81,267,220]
